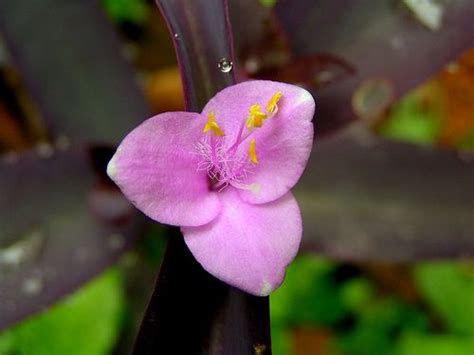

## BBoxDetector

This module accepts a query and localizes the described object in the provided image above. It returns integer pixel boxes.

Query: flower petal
[107,112,220,227]
[182,189,302,296]
[202,80,315,204]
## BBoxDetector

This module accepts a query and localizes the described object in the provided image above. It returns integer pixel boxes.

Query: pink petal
[107,112,220,227]
[202,80,315,204]
[182,189,302,296]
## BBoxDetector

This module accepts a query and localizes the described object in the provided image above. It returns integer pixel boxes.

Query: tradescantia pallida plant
[0,0,473,353]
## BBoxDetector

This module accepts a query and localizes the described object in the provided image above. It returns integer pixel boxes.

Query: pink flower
[107,80,315,296]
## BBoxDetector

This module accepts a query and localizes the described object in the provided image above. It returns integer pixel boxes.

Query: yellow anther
[246,104,267,129]
[203,111,225,136]
[267,91,283,114]
[249,139,258,164]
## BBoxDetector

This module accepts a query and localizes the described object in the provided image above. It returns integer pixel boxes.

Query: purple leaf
[272,0,474,134]
[0,147,144,330]
[296,126,474,261]
[230,0,355,91]
[0,0,149,144]
[132,1,271,353]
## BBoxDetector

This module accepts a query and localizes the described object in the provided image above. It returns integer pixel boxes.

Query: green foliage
[270,256,474,355]
[0,269,125,355]
[414,262,474,335]
[0,332,14,354]
[379,89,441,144]
[337,298,428,355]
[340,277,375,314]
[397,332,474,355]
[271,255,346,327]
[102,0,150,25]
[259,0,278,8]
[271,324,292,355]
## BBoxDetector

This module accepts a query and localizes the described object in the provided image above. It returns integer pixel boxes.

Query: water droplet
[173,33,180,40]
[22,276,43,295]
[55,135,71,151]
[218,58,233,73]
[36,143,54,158]
[352,79,395,123]
[107,233,125,251]
[0,229,45,268]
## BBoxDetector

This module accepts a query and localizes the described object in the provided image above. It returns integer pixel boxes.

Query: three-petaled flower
[107,80,315,296]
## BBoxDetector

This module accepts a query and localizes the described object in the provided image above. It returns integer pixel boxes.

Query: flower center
[195,91,283,192]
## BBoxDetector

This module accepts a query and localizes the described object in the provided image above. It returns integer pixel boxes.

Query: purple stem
[133,1,272,353]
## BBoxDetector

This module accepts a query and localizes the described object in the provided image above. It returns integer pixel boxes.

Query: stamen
[267,91,283,114]
[246,104,267,129]
[196,92,286,192]
[195,132,254,192]
[203,112,225,136]
[249,139,258,164]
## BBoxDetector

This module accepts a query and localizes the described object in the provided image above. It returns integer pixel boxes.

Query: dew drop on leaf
[218,57,233,73]
[22,275,44,295]
[0,228,45,268]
